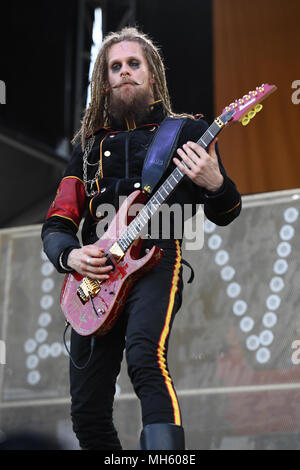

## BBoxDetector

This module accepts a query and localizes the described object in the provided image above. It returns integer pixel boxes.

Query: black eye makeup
[129,59,140,69]
[111,62,121,72]
[110,58,141,72]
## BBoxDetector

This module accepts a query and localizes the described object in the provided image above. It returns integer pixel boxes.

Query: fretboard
[117,118,224,252]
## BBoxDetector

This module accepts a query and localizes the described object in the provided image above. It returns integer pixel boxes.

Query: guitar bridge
[77,277,101,304]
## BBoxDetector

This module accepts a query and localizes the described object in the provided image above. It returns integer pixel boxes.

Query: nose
[119,61,131,77]
[121,70,130,78]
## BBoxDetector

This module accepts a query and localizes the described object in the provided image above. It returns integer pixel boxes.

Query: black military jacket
[41,102,241,273]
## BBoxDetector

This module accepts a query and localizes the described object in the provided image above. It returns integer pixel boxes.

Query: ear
[150,75,155,84]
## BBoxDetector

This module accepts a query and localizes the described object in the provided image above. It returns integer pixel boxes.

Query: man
[41,27,241,450]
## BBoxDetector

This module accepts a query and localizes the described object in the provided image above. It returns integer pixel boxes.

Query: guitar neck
[117,118,224,252]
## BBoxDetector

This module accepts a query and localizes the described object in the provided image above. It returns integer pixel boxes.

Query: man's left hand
[173,139,224,192]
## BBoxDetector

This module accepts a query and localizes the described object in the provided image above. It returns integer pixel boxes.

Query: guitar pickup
[109,242,124,262]
[77,277,101,304]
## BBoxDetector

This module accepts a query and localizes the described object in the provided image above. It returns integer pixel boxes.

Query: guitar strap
[142,116,186,195]
[142,115,194,284]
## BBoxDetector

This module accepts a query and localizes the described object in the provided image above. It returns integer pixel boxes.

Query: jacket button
[104,150,111,157]
[134,182,141,188]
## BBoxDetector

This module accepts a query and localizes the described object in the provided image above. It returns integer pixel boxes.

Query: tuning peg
[248,109,256,119]
[241,116,250,126]
[255,104,263,112]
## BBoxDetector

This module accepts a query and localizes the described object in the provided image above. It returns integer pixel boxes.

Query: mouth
[113,80,140,89]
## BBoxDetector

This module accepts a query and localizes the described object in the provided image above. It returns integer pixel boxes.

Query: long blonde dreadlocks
[73,26,197,150]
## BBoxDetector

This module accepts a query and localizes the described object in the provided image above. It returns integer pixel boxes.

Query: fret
[136,215,146,230]
[201,133,210,148]
[144,204,152,218]
[141,207,150,221]
[139,211,148,224]
[158,186,166,197]
[170,173,178,185]
[152,195,160,206]
[164,181,173,192]
[133,220,142,231]
[160,185,169,196]
[118,239,126,251]
[155,191,164,204]
[199,137,206,148]
[128,226,138,238]
[176,168,184,178]
[197,122,222,149]
[174,168,183,179]
[211,122,220,135]
[123,237,131,249]
[148,204,158,216]
[120,237,129,250]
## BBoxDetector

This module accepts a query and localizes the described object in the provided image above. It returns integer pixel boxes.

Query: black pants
[69,240,183,450]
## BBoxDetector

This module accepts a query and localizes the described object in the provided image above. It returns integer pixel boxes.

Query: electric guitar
[60,83,277,336]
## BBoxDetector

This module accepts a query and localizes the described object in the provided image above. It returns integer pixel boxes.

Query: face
[107,41,155,104]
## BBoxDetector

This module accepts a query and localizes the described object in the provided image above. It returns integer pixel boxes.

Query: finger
[188,142,217,165]
[176,148,197,172]
[85,264,113,275]
[83,245,106,257]
[185,141,207,158]
[173,156,194,178]
[82,265,113,282]
[182,144,201,167]
[84,272,111,281]
[84,254,108,265]
[208,138,218,158]
[84,257,112,269]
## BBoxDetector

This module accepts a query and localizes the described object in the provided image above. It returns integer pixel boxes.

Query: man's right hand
[67,245,113,280]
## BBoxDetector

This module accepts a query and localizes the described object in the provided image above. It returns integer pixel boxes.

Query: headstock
[219,83,277,127]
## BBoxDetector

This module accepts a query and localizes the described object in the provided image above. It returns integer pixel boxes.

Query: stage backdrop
[213,0,300,195]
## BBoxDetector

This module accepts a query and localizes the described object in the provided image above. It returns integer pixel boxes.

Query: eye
[111,62,121,72]
[129,60,140,69]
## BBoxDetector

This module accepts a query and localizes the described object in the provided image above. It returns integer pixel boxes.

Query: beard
[108,85,153,128]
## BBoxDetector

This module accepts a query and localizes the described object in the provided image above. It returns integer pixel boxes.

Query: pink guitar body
[60,190,164,336]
